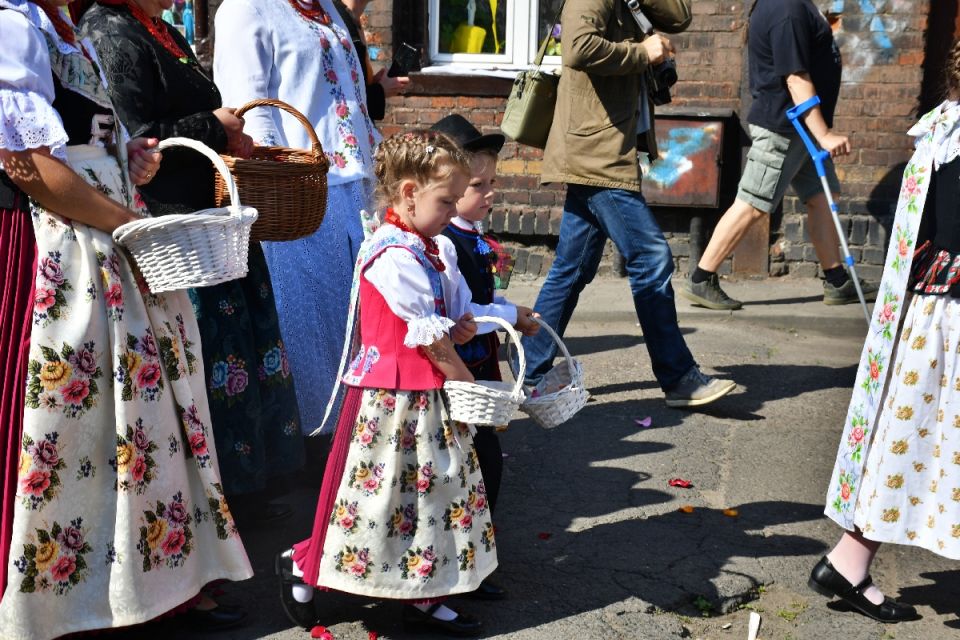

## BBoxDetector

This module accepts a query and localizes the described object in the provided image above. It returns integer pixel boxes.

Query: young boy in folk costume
[275,130,538,636]
[431,114,539,601]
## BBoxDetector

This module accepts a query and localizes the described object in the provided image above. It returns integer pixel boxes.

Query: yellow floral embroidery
[891,440,909,454]
[914,462,926,472]
[923,393,934,404]
[911,335,927,350]
[886,474,904,489]
[903,371,920,385]
[918,427,930,438]
[909,496,922,506]
[906,530,917,540]
[881,508,901,522]
[895,406,914,420]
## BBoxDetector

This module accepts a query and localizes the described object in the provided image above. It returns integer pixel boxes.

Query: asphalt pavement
[147,275,960,640]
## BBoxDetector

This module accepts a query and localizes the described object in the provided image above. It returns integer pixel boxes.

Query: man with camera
[521,0,736,408]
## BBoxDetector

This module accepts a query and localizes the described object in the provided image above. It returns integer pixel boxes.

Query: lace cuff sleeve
[404,315,456,348]
[0,88,68,156]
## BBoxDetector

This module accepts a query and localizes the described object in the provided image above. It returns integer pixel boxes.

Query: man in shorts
[678,0,878,311]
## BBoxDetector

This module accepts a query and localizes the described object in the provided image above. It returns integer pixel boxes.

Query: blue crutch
[786,96,871,324]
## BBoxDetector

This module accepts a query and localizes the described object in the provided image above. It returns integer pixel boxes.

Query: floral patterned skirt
[853,293,960,559]
[314,388,497,599]
[188,242,303,497]
[0,146,253,640]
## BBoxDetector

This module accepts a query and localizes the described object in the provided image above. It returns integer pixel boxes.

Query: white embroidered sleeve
[0,13,68,156]
[365,248,456,348]
[213,0,285,147]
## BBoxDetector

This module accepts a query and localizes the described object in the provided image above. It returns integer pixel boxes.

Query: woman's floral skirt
[315,388,497,599]
[853,293,960,559]
[0,146,252,640]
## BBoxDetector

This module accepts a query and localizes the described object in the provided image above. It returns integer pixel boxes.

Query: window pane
[537,0,563,56]
[438,0,509,54]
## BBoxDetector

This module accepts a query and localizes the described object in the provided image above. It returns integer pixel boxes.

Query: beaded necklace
[384,208,445,272]
[34,0,77,45]
[98,0,190,63]
[286,0,332,26]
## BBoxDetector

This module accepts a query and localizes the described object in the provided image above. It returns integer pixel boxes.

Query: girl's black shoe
[275,550,317,629]
[402,604,483,637]
[808,556,920,623]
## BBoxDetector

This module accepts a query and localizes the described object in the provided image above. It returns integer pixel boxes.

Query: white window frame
[425,0,561,71]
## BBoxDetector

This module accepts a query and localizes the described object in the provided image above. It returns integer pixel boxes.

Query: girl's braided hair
[373,130,470,207]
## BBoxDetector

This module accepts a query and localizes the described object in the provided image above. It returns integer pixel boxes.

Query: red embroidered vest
[343,250,446,391]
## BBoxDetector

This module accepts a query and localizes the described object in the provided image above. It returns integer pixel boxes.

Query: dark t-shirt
[746,0,842,134]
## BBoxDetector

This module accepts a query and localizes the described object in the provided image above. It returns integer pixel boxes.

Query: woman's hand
[373,68,410,98]
[514,306,541,337]
[214,107,255,158]
[126,137,162,186]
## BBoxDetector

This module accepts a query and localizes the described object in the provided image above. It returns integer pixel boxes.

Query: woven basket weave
[113,137,258,294]
[214,98,329,242]
[513,317,588,429]
[444,316,526,426]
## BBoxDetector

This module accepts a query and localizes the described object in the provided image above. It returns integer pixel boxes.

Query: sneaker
[678,274,743,310]
[823,277,879,306]
[664,367,736,408]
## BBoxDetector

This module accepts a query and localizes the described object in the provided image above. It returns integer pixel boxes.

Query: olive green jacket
[541,0,692,191]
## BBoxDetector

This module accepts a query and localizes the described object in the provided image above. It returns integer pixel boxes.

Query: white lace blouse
[213,0,380,186]
[0,3,69,160]
[364,232,518,348]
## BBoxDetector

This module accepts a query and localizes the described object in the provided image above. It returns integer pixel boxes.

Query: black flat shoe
[402,603,483,637]
[808,556,920,623]
[179,603,247,632]
[462,577,507,601]
[275,550,317,629]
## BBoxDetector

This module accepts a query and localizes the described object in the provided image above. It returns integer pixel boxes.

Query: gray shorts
[736,124,841,214]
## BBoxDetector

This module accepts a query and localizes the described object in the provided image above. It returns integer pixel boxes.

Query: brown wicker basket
[214,98,330,242]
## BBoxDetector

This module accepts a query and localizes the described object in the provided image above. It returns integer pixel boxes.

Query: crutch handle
[786,96,830,179]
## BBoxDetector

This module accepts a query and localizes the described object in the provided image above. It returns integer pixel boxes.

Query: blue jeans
[521,184,696,391]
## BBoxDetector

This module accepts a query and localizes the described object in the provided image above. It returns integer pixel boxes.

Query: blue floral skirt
[188,241,304,497]
[261,178,374,435]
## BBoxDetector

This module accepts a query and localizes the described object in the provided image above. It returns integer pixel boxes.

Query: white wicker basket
[516,317,589,429]
[444,315,526,426]
[112,137,258,294]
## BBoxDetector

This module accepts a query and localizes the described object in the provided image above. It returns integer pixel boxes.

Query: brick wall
[373,0,936,279]
[201,1,941,280]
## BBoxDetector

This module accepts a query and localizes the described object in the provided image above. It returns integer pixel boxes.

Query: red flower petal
[369,633,379,640]
[668,478,693,488]
[311,626,331,639]
[537,532,552,540]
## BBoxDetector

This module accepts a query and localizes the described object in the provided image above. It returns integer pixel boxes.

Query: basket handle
[506,316,580,388]
[233,98,323,155]
[157,137,242,209]
[471,315,525,399]
[531,316,581,385]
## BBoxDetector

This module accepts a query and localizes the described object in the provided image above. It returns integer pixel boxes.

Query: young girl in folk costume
[809,41,960,624]
[277,131,525,636]
[0,2,251,638]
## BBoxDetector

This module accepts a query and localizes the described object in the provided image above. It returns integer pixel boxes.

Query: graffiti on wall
[828,0,907,81]
[643,121,723,207]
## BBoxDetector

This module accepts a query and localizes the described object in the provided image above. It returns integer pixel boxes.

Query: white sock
[289,557,313,602]
[414,603,457,621]
[292,584,314,603]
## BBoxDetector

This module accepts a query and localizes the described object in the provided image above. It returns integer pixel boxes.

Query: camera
[648,57,678,106]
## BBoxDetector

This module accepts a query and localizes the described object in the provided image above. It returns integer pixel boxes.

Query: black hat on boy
[429,114,505,154]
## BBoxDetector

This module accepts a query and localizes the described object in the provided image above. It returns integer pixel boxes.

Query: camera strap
[624,0,654,35]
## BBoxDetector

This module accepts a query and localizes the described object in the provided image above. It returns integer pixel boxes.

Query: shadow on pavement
[898,570,960,629]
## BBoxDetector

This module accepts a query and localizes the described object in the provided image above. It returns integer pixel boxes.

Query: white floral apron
[0,30,252,640]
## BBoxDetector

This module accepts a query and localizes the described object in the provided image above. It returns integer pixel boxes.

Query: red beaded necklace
[287,0,332,26]
[384,208,445,272]
[34,0,78,45]
[98,0,189,61]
